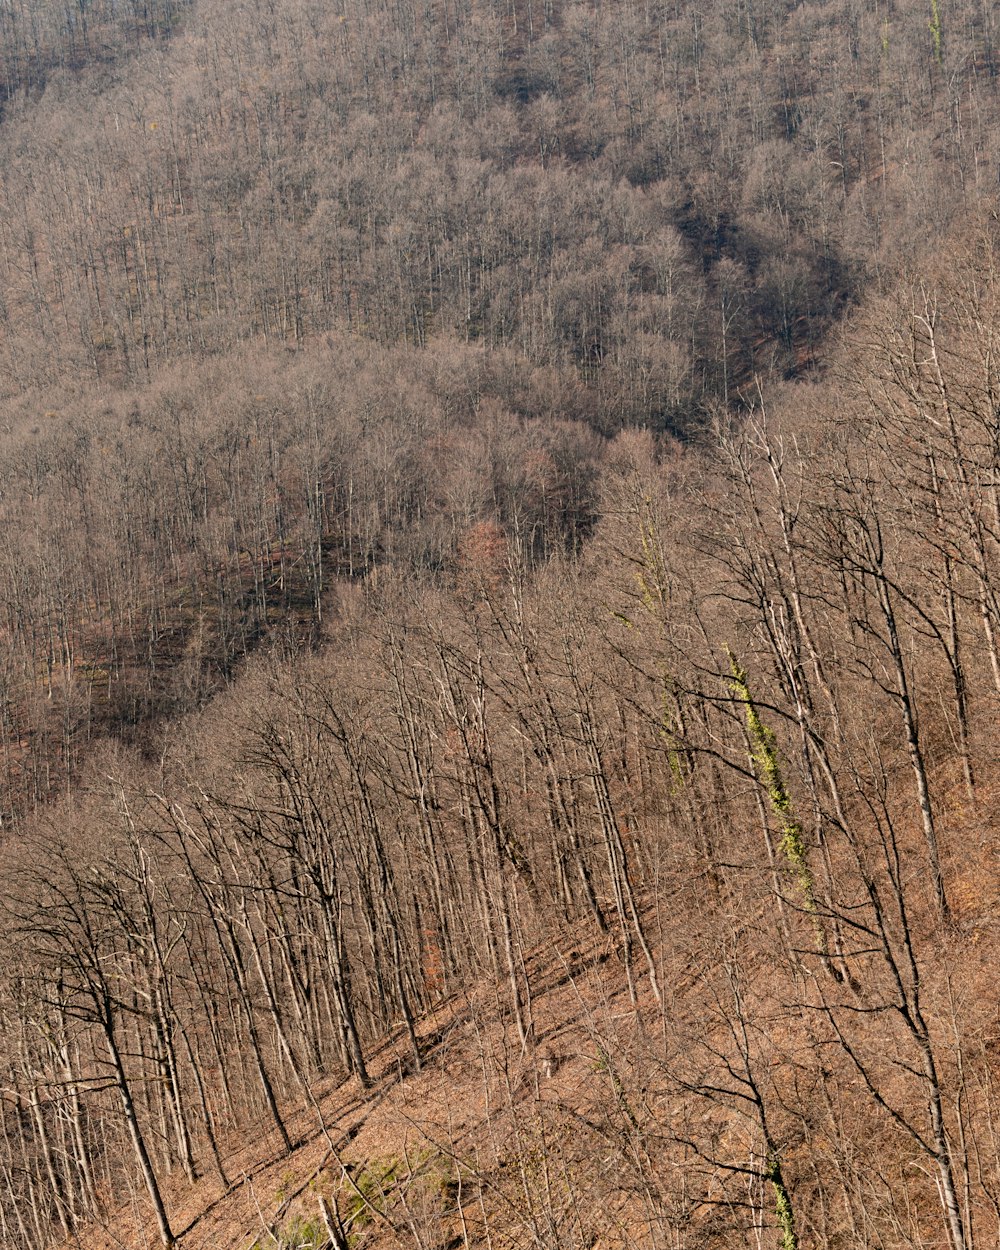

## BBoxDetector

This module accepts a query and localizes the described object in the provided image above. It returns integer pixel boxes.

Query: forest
[2,0,1000,1248]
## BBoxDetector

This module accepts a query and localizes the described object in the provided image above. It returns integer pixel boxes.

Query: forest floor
[70,924,647,1250]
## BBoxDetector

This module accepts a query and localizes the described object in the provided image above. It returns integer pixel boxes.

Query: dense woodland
[2,0,1000,1248]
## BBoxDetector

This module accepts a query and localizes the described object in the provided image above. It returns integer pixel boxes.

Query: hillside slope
[14,240,1000,1250]
[70,927,664,1250]
[4,4,1000,1250]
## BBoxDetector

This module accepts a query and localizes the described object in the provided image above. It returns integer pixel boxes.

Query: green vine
[727,651,824,951]
[929,0,943,63]
[767,1154,799,1250]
